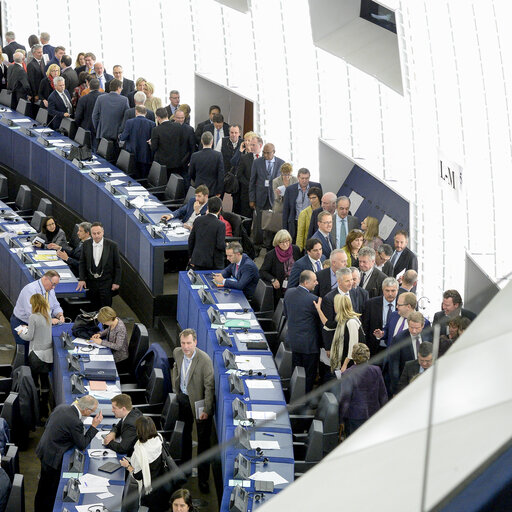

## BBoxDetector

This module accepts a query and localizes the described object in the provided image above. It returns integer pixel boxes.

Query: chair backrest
[0,89,12,108]
[275,342,293,382]
[278,320,288,346]
[222,211,242,237]
[160,393,179,431]
[16,98,31,116]
[35,107,48,126]
[36,198,52,216]
[289,366,306,404]
[15,185,31,211]
[10,345,24,371]
[252,280,274,313]
[74,127,92,148]
[272,298,285,332]
[116,149,136,175]
[164,173,185,201]
[30,211,46,232]
[305,420,324,463]
[0,174,7,200]
[146,368,164,404]
[1,445,19,480]
[147,162,167,188]
[97,138,115,161]
[169,420,184,461]
[128,323,149,373]
[315,392,340,455]
[183,185,195,203]
[0,394,20,435]
[59,117,77,140]
[5,473,24,512]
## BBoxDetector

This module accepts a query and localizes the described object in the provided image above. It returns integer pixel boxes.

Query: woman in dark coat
[259,229,301,304]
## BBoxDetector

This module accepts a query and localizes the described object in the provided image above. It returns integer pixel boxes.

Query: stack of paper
[237,333,263,341]
[249,471,288,485]
[78,473,110,494]
[245,380,275,390]
[235,356,265,371]
[226,312,252,320]
[246,410,277,420]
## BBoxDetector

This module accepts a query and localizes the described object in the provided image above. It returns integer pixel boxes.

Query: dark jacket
[36,404,98,469]
[361,296,396,357]
[79,238,121,285]
[37,77,54,102]
[120,116,155,164]
[74,90,103,132]
[47,89,73,130]
[397,359,421,393]
[63,240,85,277]
[26,58,45,98]
[106,78,135,97]
[3,41,26,63]
[259,245,302,301]
[106,408,143,456]
[221,253,259,298]
[6,63,30,110]
[120,106,155,132]
[287,254,326,289]
[189,148,224,196]
[314,267,338,298]
[282,182,322,241]
[171,197,207,223]
[151,120,184,169]
[62,67,79,94]
[361,267,387,299]
[12,366,39,431]
[188,213,226,270]
[236,152,255,218]
[392,246,418,278]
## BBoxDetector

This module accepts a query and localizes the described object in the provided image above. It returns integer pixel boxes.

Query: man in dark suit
[314,249,348,297]
[92,78,129,145]
[75,52,96,75]
[56,222,92,277]
[397,269,418,298]
[390,230,418,278]
[151,107,185,179]
[397,341,433,393]
[26,44,45,100]
[77,222,121,311]
[235,135,262,218]
[195,104,222,145]
[171,328,215,493]
[375,243,394,276]
[119,91,155,132]
[282,168,322,242]
[165,89,181,118]
[350,267,370,312]
[3,31,26,62]
[161,185,208,227]
[39,32,55,61]
[249,142,285,249]
[202,113,230,149]
[389,311,433,395]
[47,76,73,129]
[283,270,321,392]
[189,131,224,196]
[74,78,103,149]
[35,395,102,512]
[288,238,325,288]
[312,210,335,259]
[432,289,476,335]
[189,197,226,270]
[7,51,31,110]
[332,196,360,249]
[119,105,155,178]
[106,65,134,97]
[60,54,78,94]
[44,45,65,71]
[362,276,399,357]
[306,192,338,240]
[213,242,259,299]
[93,61,113,92]
[358,246,387,299]
[173,109,196,169]
[215,124,242,171]
[102,394,142,456]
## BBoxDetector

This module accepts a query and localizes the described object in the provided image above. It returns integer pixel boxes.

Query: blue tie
[315,260,321,272]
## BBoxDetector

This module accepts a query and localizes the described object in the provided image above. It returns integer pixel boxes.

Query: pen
[262,433,274,437]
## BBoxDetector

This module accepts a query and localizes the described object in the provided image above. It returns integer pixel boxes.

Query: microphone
[36,114,59,147]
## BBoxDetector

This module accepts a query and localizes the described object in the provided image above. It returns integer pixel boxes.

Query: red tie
[235,264,239,278]
[255,154,259,158]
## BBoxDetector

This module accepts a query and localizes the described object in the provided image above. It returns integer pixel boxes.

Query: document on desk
[108,179,124,186]
[216,303,242,310]
[14,118,33,123]
[80,474,110,487]
[247,410,277,420]
[40,260,65,267]
[228,479,251,488]
[226,312,251,320]
[246,380,275,390]
[124,187,149,196]
[55,271,75,281]
[235,356,265,371]
[249,471,288,485]
[75,346,101,355]
[73,338,94,346]
[89,355,115,362]
[237,333,263,341]
[249,440,280,450]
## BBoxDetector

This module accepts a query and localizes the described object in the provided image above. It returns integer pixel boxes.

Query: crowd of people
[1,28,479,511]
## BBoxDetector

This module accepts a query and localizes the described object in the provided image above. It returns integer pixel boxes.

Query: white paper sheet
[89,355,115,362]
[98,491,114,499]
[348,190,364,214]
[108,179,124,186]
[245,380,274,389]
[249,470,288,485]
[216,303,242,310]
[228,479,251,488]
[237,361,265,371]
[378,214,397,240]
[14,118,33,123]
[79,473,110,486]
[237,333,263,341]
[79,485,109,494]
[249,440,280,450]
[247,411,277,420]
[32,128,52,133]
[40,260,65,267]
[226,312,251,320]
[73,338,94,346]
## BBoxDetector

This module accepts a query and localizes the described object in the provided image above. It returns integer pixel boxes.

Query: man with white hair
[93,61,113,91]
[3,31,26,62]
[314,248,348,297]
[358,246,387,298]
[307,191,338,240]
[119,90,155,132]
[47,75,73,129]
[7,50,31,109]
[39,32,55,61]
[27,44,45,99]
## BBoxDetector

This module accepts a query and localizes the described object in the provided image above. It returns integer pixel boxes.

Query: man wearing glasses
[10,270,64,363]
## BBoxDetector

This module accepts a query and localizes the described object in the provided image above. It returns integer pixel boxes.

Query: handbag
[261,209,282,233]
[161,441,187,493]
[71,310,99,339]
[224,169,239,194]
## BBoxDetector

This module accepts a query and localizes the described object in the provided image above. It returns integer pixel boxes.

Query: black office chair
[183,185,195,204]
[147,393,179,440]
[123,368,165,411]
[30,211,46,232]
[0,89,12,108]
[10,346,24,373]
[5,474,25,512]
[58,117,77,140]
[0,174,8,200]
[250,280,274,317]
[222,210,242,243]
[5,185,32,216]
[74,127,92,148]
[137,162,167,191]
[275,341,293,392]
[15,99,31,117]
[36,198,52,216]
[0,394,20,447]
[259,298,286,352]
[1,445,19,480]
[118,323,149,385]
[168,420,184,463]
[293,420,324,477]
[97,138,116,162]
[116,149,136,176]
[154,173,186,205]
[35,108,48,126]
[289,366,306,405]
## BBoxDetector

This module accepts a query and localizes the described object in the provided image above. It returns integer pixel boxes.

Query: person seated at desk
[120,416,172,512]
[90,306,129,372]
[17,293,53,421]
[0,467,11,512]
[102,394,142,456]
[213,241,259,299]
[56,221,92,277]
[160,184,208,230]
[33,216,69,250]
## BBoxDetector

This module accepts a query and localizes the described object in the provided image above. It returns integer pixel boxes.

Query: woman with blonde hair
[18,293,53,419]
[271,163,297,228]
[38,63,60,107]
[143,82,162,113]
[362,216,383,250]
[314,293,362,373]
[90,306,129,371]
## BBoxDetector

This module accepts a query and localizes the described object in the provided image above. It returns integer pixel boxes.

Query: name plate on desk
[0,117,16,127]
[20,126,35,136]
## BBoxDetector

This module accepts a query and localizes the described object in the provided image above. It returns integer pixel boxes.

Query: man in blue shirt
[11,270,64,362]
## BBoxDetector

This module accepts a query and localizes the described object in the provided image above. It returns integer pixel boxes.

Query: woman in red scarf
[38,64,60,107]
[259,229,301,304]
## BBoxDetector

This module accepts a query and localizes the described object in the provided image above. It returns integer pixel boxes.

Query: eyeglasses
[396,303,406,307]
[49,280,59,288]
